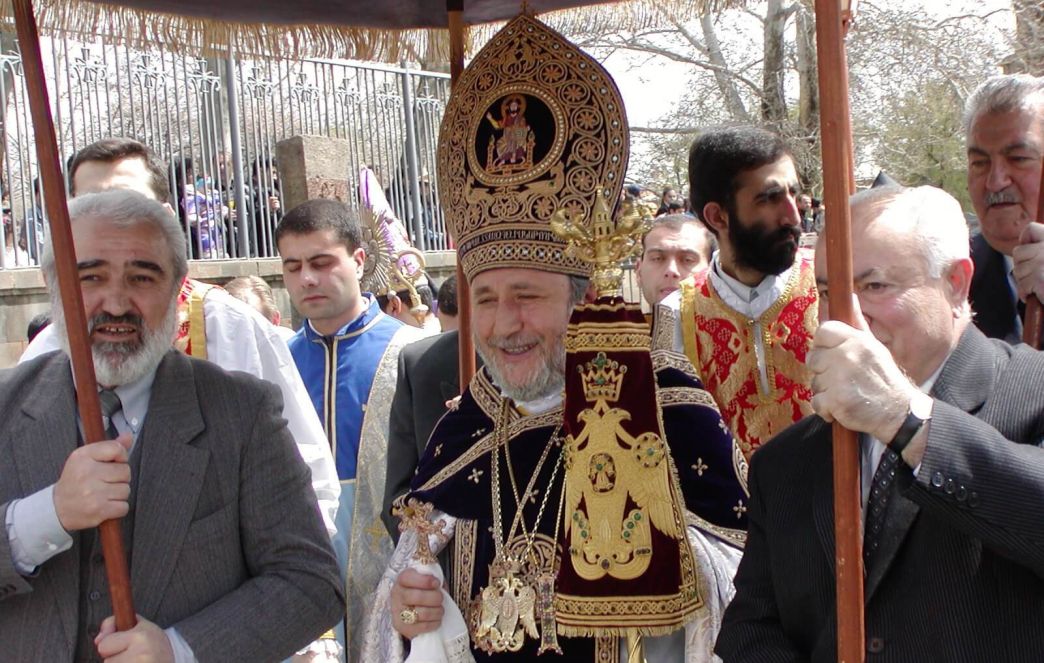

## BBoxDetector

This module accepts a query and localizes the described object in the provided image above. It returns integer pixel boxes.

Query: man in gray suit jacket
[717,185,1044,661]
[0,189,343,661]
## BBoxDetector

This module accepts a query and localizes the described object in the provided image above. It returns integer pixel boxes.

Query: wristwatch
[888,397,932,455]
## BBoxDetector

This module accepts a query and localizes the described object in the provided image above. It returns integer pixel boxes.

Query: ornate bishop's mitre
[436,12,628,282]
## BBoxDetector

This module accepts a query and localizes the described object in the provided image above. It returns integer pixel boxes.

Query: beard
[728,205,801,276]
[475,330,567,403]
[52,297,178,387]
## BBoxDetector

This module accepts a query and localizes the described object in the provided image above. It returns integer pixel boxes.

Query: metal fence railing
[0,31,451,269]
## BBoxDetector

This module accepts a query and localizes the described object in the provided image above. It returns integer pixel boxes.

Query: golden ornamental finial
[390,247,429,326]
[394,497,447,565]
[550,190,652,298]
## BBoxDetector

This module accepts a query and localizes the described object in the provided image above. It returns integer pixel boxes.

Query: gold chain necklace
[473,398,564,654]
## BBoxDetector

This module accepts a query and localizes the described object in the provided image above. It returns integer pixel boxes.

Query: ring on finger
[400,607,418,625]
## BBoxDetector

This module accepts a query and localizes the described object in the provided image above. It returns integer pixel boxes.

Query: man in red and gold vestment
[670,126,817,460]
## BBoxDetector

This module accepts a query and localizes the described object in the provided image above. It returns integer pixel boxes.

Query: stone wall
[0,251,458,369]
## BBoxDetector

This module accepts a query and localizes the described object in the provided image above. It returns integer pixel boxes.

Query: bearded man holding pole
[0,189,343,661]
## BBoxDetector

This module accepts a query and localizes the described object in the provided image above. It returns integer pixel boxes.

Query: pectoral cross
[395,498,448,564]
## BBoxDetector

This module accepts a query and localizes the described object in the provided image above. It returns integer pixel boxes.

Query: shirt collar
[919,356,946,395]
[109,364,157,437]
[305,294,382,339]
[709,253,793,319]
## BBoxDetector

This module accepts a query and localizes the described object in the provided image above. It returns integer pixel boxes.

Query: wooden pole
[1021,161,1044,349]
[447,0,476,390]
[813,1,864,661]
[12,0,137,631]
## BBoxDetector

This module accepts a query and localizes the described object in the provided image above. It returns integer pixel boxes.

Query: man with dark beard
[0,189,344,661]
[669,126,817,460]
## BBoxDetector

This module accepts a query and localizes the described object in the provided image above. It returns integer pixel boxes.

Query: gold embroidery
[468,468,484,483]
[595,635,620,663]
[437,14,628,282]
[685,256,818,459]
[416,371,563,493]
[685,511,747,549]
[656,386,720,411]
[453,519,478,610]
[650,349,701,380]
[565,306,652,354]
[679,277,699,375]
[733,442,750,495]
[364,519,387,554]
[651,302,676,353]
[564,352,681,582]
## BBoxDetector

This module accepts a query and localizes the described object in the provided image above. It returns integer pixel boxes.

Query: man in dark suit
[965,74,1044,344]
[382,330,481,540]
[717,185,1044,662]
[0,189,343,661]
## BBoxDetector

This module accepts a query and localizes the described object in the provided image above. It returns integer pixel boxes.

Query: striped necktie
[98,389,123,440]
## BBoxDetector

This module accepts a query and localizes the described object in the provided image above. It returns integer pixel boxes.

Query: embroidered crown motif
[578,351,627,403]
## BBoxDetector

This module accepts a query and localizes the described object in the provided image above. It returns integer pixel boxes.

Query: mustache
[777,225,802,242]
[88,312,144,333]
[488,334,540,351]
[985,190,1020,206]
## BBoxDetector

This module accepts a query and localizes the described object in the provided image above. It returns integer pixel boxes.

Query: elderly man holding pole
[0,189,343,661]
[716,185,1044,661]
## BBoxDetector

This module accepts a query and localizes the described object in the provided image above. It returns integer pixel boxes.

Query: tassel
[625,628,646,663]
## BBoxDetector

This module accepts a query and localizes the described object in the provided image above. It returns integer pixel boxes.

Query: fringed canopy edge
[0,0,748,63]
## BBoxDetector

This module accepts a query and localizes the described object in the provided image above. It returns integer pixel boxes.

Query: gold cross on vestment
[365,519,387,553]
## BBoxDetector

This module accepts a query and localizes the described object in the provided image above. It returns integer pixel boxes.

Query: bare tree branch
[631,126,703,134]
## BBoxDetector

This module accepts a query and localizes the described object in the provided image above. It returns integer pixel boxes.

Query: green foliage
[870,83,972,211]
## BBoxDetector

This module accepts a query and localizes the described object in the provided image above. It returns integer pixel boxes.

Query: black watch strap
[889,408,929,455]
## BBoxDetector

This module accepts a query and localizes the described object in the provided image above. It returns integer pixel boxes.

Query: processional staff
[813,0,864,661]
[12,0,137,631]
